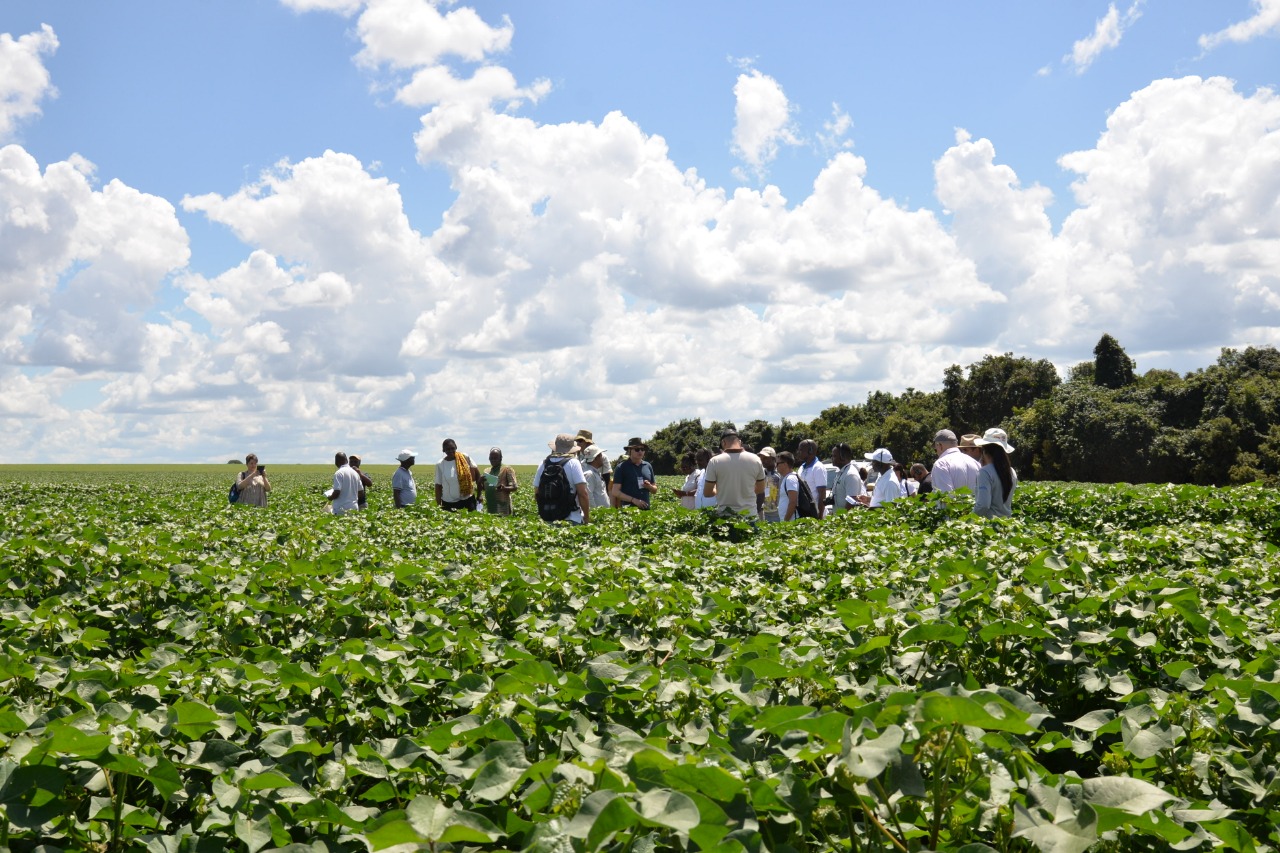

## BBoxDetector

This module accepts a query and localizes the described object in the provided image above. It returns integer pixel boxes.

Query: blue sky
[1,1,1279,462]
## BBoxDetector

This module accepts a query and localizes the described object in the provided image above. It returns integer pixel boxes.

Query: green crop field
[0,467,1278,852]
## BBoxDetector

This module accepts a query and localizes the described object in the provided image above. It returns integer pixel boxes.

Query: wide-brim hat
[864,448,894,464]
[624,436,648,450]
[575,430,593,443]
[973,428,1016,454]
[958,434,980,448]
[550,433,581,456]
[396,449,416,462]
[581,444,603,462]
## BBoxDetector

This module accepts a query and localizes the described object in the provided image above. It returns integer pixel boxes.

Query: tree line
[643,335,1280,486]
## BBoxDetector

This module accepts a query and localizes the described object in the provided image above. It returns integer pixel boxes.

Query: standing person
[327,452,362,516]
[610,437,658,509]
[672,453,700,509]
[796,440,829,518]
[533,433,591,524]
[235,454,271,507]
[349,455,373,510]
[856,449,903,508]
[575,430,611,494]
[693,447,715,509]
[703,428,766,517]
[774,451,801,522]
[829,443,864,514]
[930,429,980,494]
[580,444,611,509]
[481,447,519,515]
[898,463,919,497]
[757,447,781,522]
[435,438,480,512]
[973,428,1018,518]
[911,463,933,496]
[392,450,417,508]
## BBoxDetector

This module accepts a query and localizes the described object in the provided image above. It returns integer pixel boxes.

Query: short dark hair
[777,451,796,467]
[335,452,348,466]
[442,438,457,453]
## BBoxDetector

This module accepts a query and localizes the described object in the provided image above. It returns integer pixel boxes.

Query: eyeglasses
[629,448,645,453]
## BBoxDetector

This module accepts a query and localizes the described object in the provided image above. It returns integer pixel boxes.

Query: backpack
[228,479,241,504]
[795,476,819,519]
[537,457,576,522]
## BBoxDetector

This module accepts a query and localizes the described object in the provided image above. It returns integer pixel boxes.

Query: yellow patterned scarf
[455,451,474,498]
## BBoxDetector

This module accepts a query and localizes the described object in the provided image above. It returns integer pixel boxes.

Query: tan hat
[549,433,581,455]
[624,436,648,450]
[581,444,604,463]
[758,446,776,458]
[575,429,593,443]
[958,434,980,448]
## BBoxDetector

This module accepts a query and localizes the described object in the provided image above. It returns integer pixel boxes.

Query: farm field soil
[0,468,1278,851]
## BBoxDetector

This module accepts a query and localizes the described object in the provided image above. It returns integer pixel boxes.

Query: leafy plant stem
[929,723,961,850]
[857,794,908,853]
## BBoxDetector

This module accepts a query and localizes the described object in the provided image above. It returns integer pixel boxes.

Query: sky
[1,0,1279,464]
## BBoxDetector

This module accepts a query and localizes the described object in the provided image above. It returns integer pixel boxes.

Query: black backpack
[795,477,819,519]
[537,457,576,522]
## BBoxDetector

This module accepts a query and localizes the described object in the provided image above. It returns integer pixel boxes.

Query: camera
[258,465,267,473]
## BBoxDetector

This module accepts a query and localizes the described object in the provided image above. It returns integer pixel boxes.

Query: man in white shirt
[693,447,715,509]
[930,429,981,493]
[796,439,829,518]
[856,448,903,508]
[703,428,766,516]
[392,449,417,507]
[533,433,592,524]
[327,452,363,516]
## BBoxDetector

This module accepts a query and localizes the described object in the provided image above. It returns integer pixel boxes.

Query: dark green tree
[1093,333,1136,389]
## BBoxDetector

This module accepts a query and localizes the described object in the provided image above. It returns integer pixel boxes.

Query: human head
[776,451,796,474]
[910,462,928,481]
[575,430,593,447]
[396,449,416,467]
[695,447,712,469]
[489,447,502,466]
[797,439,818,463]
[864,447,894,474]
[758,446,777,471]
[442,438,457,455]
[349,455,362,469]
[720,428,742,451]
[334,451,348,468]
[550,434,579,456]
[933,429,958,454]
[831,443,851,467]
[680,452,695,474]
[624,437,647,463]
[582,445,604,469]
[974,427,1015,455]
[958,434,982,460]
[245,453,258,469]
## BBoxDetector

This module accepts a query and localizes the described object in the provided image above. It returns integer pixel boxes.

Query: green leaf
[405,794,504,843]
[1081,776,1179,814]
[636,789,700,832]
[839,723,904,779]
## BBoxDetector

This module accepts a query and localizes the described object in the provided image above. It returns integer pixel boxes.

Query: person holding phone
[236,453,271,507]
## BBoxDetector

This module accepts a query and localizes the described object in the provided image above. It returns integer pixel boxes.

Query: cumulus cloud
[0,25,59,141]
[0,145,189,368]
[731,68,800,178]
[1199,0,1280,51]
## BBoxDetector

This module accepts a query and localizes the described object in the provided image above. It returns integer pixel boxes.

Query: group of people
[234,424,1017,522]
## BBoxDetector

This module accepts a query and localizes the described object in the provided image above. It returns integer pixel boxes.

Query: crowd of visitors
[233,424,1018,523]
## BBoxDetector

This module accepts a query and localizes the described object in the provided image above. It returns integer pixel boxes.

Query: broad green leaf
[839,723,903,779]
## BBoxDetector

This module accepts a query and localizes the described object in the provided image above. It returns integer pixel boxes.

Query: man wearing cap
[930,429,981,494]
[856,448,903,508]
[533,434,591,524]
[575,430,611,494]
[703,428,766,516]
[482,447,518,515]
[392,450,417,508]
[757,447,781,522]
[611,437,658,509]
[796,439,830,518]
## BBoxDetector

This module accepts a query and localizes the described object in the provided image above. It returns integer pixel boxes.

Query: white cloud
[731,68,800,177]
[279,0,363,14]
[395,63,550,110]
[354,0,513,69]
[1199,0,1280,51]
[1066,2,1143,74]
[0,25,58,141]
[0,144,189,368]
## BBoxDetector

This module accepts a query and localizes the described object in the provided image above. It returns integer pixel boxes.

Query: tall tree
[1093,334,1137,389]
